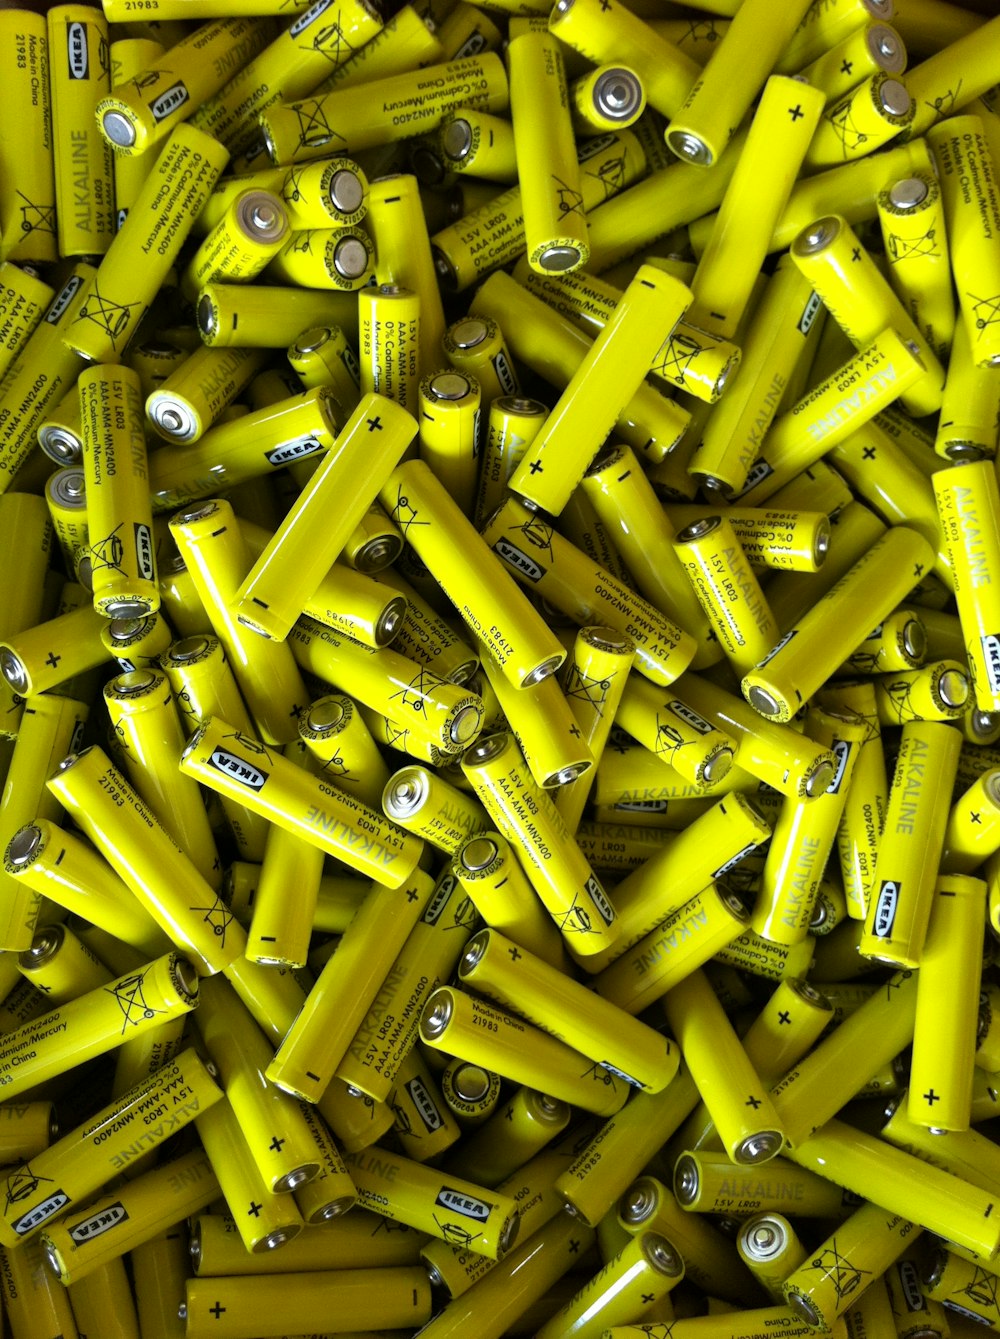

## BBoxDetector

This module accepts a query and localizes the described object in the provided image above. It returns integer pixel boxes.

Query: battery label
[406,1076,442,1131]
[151,83,190,123]
[68,1201,128,1243]
[206,748,269,792]
[67,22,89,80]
[134,523,154,581]
[872,880,900,938]
[492,538,544,582]
[435,1187,490,1220]
[11,1189,70,1237]
[265,434,324,467]
[981,633,1000,693]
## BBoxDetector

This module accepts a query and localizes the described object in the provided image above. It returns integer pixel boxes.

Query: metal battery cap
[150,396,197,441]
[459,929,489,974]
[621,1176,658,1223]
[21,923,63,968]
[429,371,471,401]
[375,596,407,646]
[667,130,712,165]
[102,597,154,618]
[304,698,348,734]
[102,110,136,147]
[39,427,82,463]
[644,1233,682,1276]
[676,516,722,543]
[737,1130,784,1163]
[442,119,474,162]
[459,835,498,871]
[938,667,968,709]
[902,617,926,662]
[452,1063,491,1101]
[421,989,453,1039]
[0,649,28,694]
[110,669,158,695]
[293,326,331,355]
[6,824,43,868]
[166,635,212,664]
[196,295,217,337]
[869,23,905,72]
[793,216,840,255]
[537,245,584,272]
[384,768,428,818]
[747,684,784,717]
[448,317,489,350]
[879,78,911,118]
[333,236,370,279]
[594,68,642,121]
[522,655,563,687]
[701,748,733,785]
[328,168,364,215]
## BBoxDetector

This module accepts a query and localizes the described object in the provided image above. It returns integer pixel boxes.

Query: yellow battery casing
[384,765,489,853]
[936,319,1000,463]
[0,1047,219,1247]
[877,172,955,366]
[196,281,356,348]
[0,1237,79,1337]
[268,223,375,291]
[804,71,914,171]
[0,263,54,388]
[48,5,115,257]
[458,927,677,1092]
[0,952,198,1100]
[508,30,588,273]
[461,731,619,960]
[934,461,1000,711]
[537,1231,683,1337]
[508,267,690,516]
[420,984,629,1117]
[0,11,57,265]
[942,768,1000,874]
[418,369,481,520]
[62,124,229,363]
[98,18,276,156]
[298,693,389,810]
[367,172,446,374]
[260,53,509,164]
[182,189,289,301]
[288,324,360,413]
[674,1151,853,1219]
[17,920,112,1005]
[107,36,163,227]
[190,1204,424,1274]
[453,830,569,970]
[906,15,1000,141]
[439,109,517,181]
[358,283,421,415]
[616,674,736,788]
[147,346,267,443]
[928,116,1000,370]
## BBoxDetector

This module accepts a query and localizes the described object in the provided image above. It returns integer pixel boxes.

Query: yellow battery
[260,53,508,164]
[103,668,220,886]
[687,76,824,339]
[677,672,839,800]
[508,30,588,273]
[508,266,690,514]
[927,116,1000,370]
[923,1247,1000,1327]
[443,1087,571,1191]
[0,950,197,1100]
[738,1214,808,1303]
[841,608,926,675]
[0,1237,79,1337]
[741,527,934,722]
[98,18,275,157]
[18,920,112,1004]
[318,3,443,92]
[667,507,830,576]
[288,1099,354,1220]
[934,461,1000,712]
[68,1257,140,1339]
[769,966,917,1148]
[790,214,944,418]
[582,793,771,975]
[805,71,914,172]
[268,223,375,290]
[382,461,564,687]
[180,715,423,889]
[478,647,595,788]
[433,127,646,292]
[474,395,545,528]
[288,324,360,414]
[441,1059,501,1126]
[189,0,382,167]
[197,281,356,348]
[591,883,750,1016]
[420,984,628,1117]
[461,731,619,959]
[185,1264,430,1337]
[357,283,421,414]
[907,873,986,1132]
[108,36,163,227]
[0,596,107,705]
[63,125,229,363]
[383,765,488,852]
[857,719,960,967]
[48,5,115,257]
[370,570,475,678]
[663,967,784,1164]
[44,465,87,577]
[781,1200,918,1332]
[943,769,1000,874]
[234,394,415,640]
[877,173,954,366]
[453,830,568,970]
[439,109,517,180]
[458,926,677,1092]
[673,516,779,678]
[101,612,173,672]
[441,317,518,417]
[390,1042,463,1162]
[265,870,433,1102]
[873,659,969,725]
[906,14,1000,140]
[0,495,54,737]
[366,173,446,375]
[417,369,480,518]
[151,388,343,512]
[616,674,736,788]
[4,821,165,957]
[0,11,57,265]
[674,1150,852,1219]
[147,346,267,444]
[0,263,94,493]
[0,262,55,389]
[42,1147,218,1286]
[181,189,289,302]
[537,1230,683,1337]
[79,363,156,619]
[278,156,370,231]
[753,707,866,947]
[0,1046,219,1247]
[936,320,1000,463]
[298,694,389,809]
[799,20,907,101]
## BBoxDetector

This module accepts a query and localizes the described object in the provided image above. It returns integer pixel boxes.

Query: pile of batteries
[1,0,1000,1334]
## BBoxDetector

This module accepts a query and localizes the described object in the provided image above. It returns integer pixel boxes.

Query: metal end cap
[793,216,840,255]
[376,597,407,646]
[463,733,508,766]
[274,1165,316,1193]
[546,761,590,786]
[355,535,401,572]
[701,747,733,785]
[787,1291,823,1328]
[256,1226,299,1253]
[537,245,584,273]
[23,924,63,965]
[110,668,158,696]
[102,110,137,147]
[644,1232,683,1276]
[880,78,911,118]
[317,1194,355,1220]
[0,649,28,694]
[747,684,783,717]
[166,635,212,664]
[108,617,146,643]
[328,169,364,215]
[667,129,712,165]
[805,758,837,797]
[448,316,489,349]
[621,1178,658,1223]
[449,703,483,746]
[172,501,219,526]
[973,712,1000,741]
[902,618,926,662]
[7,824,43,868]
[736,1130,784,1163]
[421,990,453,1039]
[595,68,643,120]
[522,655,562,687]
[428,370,471,401]
[938,668,968,709]
[814,521,831,563]
[453,1063,491,1101]
[293,326,330,355]
[460,835,498,871]
[102,597,154,618]
[741,1217,783,1259]
[150,397,196,441]
[384,769,427,817]
[459,930,490,975]
[171,955,200,999]
[889,176,928,208]
[869,24,905,71]
[40,428,82,463]
[498,1212,520,1257]
[673,1157,698,1205]
[676,516,721,543]
[196,295,217,337]
[333,237,370,279]
[305,697,348,734]
[442,119,473,161]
